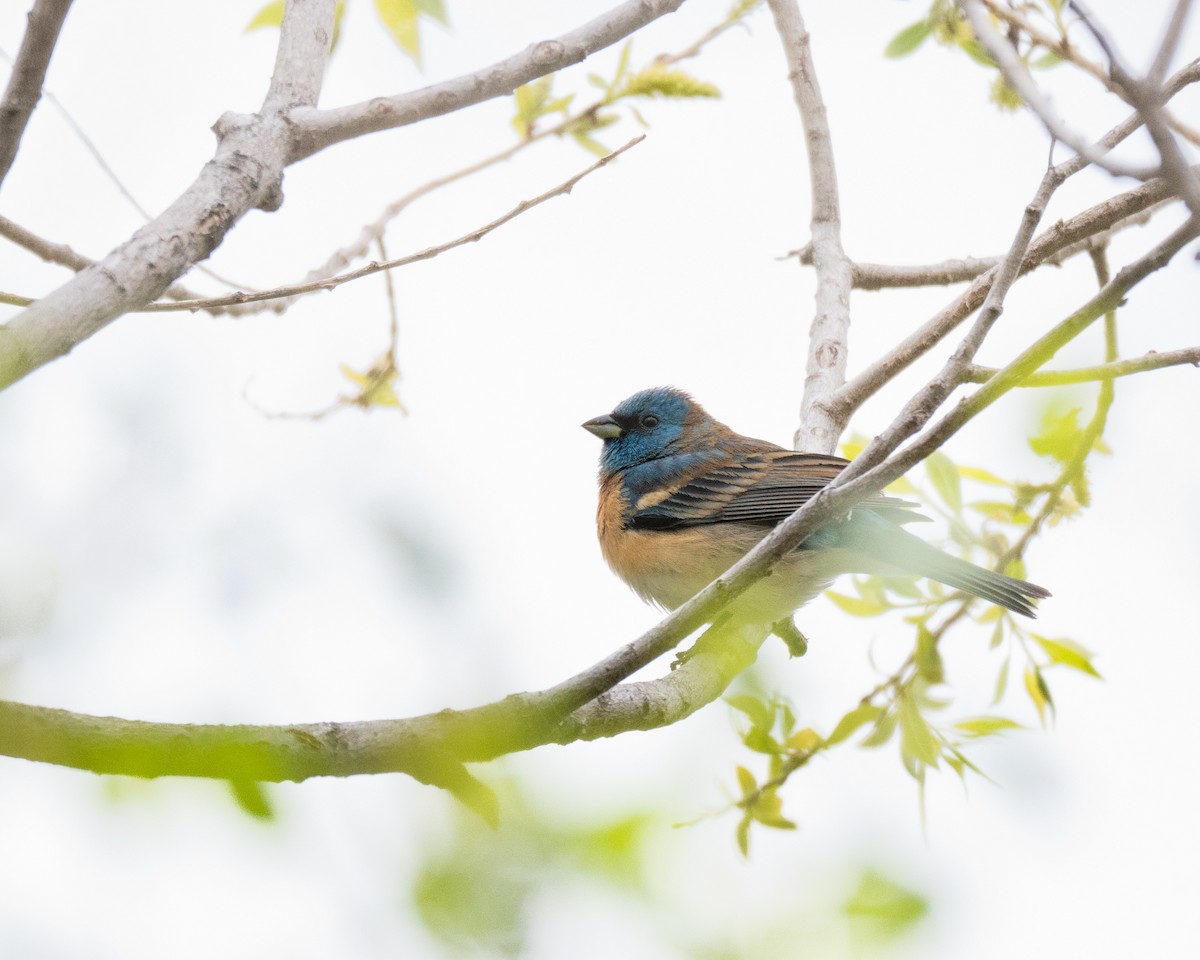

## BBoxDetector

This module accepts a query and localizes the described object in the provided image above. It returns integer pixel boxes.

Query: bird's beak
[582,414,623,439]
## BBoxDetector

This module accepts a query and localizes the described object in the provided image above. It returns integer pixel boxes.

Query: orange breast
[596,473,850,622]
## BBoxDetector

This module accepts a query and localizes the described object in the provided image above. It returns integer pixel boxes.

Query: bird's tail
[830,513,1051,618]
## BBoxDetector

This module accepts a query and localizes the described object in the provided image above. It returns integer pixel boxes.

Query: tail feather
[833,513,1051,618]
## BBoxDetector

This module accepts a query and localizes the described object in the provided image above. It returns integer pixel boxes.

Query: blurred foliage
[843,870,929,942]
[412,780,653,954]
[411,776,931,957]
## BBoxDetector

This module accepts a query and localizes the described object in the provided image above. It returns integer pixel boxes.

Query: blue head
[582,387,722,475]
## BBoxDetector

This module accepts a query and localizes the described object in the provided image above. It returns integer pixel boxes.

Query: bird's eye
[641,414,660,429]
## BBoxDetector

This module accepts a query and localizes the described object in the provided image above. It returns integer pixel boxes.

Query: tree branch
[831,179,1175,421]
[111,137,644,314]
[960,0,1156,180]
[793,199,1164,290]
[0,214,230,305]
[287,0,688,162]
[766,0,851,454]
[0,620,768,786]
[0,0,75,192]
[963,347,1200,386]
[0,0,691,392]
[1070,0,1200,216]
[0,0,340,391]
[980,0,1200,148]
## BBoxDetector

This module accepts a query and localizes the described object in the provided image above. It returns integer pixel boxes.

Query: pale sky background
[1,1,1198,958]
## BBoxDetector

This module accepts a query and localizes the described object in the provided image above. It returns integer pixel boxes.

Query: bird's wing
[629,450,921,530]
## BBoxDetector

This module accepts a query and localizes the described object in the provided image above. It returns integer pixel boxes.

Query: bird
[582,387,1049,648]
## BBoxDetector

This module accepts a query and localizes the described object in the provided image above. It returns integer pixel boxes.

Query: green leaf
[331,1,346,51]
[726,694,773,731]
[826,591,889,617]
[736,811,752,857]
[880,575,923,600]
[1024,667,1054,725]
[991,654,1010,705]
[840,432,869,460]
[570,130,611,157]
[375,0,421,57]
[245,0,285,31]
[615,39,633,85]
[749,789,796,830]
[844,870,928,939]
[957,36,995,67]
[1030,50,1064,69]
[340,363,401,408]
[780,702,796,736]
[915,624,944,684]
[785,727,823,753]
[375,0,446,63]
[954,716,1022,738]
[229,779,274,820]
[742,727,778,755]
[969,500,1033,525]
[512,77,554,138]
[1029,407,1083,464]
[414,0,448,24]
[735,764,756,796]
[924,450,962,513]
[827,703,884,746]
[884,19,932,58]
[959,465,1013,487]
[1032,635,1102,679]
[898,695,941,767]
[861,707,898,748]
[617,66,721,100]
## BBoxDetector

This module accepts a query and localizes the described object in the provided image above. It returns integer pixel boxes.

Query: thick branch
[287,0,687,161]
[0,622,768,783]
[0,0,75,191]
[767,0,851,454]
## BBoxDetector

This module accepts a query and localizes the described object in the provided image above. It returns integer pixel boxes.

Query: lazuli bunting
[583,387,1048,636]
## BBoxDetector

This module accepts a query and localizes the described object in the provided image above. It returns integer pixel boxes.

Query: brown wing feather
[629,449,921,529]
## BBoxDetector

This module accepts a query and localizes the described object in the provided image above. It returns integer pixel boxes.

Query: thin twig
[1069,0,1200,216]
[1002,245,1119,563]
[980,0,1200,148]
[127,137,644,313]
[0,213,228,305]
[961,0,1157,180]
[963,347,1200,386]
[0,0,75,191]
[830,62,1200,421]
[247,7,748,319]
[788,199,1165,289]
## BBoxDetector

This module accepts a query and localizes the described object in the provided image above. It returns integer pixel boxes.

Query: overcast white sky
[1,1,1198,958]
